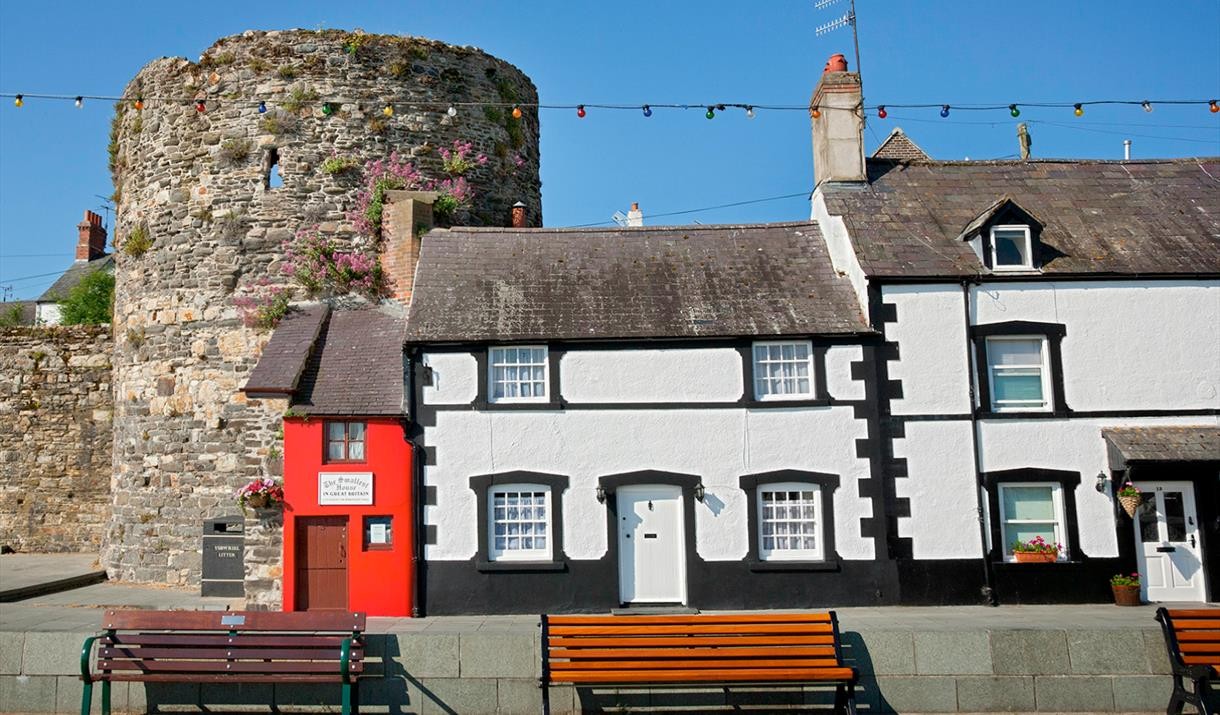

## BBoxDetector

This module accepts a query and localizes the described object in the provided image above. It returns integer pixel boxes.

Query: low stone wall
[0,326,112,553]
[0,622,1175,713]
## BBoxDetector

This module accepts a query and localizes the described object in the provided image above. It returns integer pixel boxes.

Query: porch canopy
[1102,426,1220,469]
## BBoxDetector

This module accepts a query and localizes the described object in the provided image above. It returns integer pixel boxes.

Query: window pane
[1164,492,1187,542]
[327,442,345,461]
[1002,486,1055,520]
[347,441,365,461]
[328,422,346,440]
[1007,523,1056,547]
[1138,498,1159,543]
[994,229,1029,266]
[993,374,1044,402]
[347,422,365,441]
[990,339,1042,365]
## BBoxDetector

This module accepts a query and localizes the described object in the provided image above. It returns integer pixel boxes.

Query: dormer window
[991,225,1033,270]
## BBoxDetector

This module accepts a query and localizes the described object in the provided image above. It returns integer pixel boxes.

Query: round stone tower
[105,29,542,585]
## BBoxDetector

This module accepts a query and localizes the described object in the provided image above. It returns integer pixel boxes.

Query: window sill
[476,560,567,573]
[744,398,832,409]
[476,400,565,411]
[993,559,1080,566]
[748,559,840,573]
[976,408,1071,420]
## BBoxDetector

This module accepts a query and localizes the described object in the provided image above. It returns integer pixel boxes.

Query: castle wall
[0,326,112,553]
[106,29,543,585]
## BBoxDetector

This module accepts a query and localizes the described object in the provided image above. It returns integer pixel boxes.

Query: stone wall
[0,326,112,553]
[105,29,543,586]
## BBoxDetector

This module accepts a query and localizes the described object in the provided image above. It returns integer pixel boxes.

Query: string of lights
[2,91,1217,119]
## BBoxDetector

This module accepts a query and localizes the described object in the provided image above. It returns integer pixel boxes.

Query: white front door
[1133,481,1207,602]
[617,485,686,604]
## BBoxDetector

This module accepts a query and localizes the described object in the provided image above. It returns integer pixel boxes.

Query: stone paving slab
[0,554,106,602]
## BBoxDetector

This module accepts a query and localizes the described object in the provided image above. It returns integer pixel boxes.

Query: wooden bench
[79,610,365,715]
[1156,607,1218,715]
[540,611,858,714]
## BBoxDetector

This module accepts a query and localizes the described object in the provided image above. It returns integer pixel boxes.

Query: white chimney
[627,202,644,227]
[1123,139,1132,160]
[810,53,865,186]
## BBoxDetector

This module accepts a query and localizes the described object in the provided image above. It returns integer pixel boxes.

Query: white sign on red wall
[318,472,374,505]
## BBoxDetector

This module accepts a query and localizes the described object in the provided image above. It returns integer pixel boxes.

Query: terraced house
[245,61,1219,616]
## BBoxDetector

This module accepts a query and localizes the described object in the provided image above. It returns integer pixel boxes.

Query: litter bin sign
[202,516,244,597]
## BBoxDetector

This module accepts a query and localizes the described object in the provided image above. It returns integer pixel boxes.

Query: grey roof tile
[37,255,114,301]
[1103,426,1220,463]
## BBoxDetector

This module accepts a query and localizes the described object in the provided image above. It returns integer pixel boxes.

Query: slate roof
[404,222,871,343]
[1103,426,1220,463]
[242,304,407,416]
[821,158,1220,278]
[37,255,114,301]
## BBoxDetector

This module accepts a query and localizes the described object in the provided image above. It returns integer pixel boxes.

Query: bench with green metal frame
[79,609,365,715]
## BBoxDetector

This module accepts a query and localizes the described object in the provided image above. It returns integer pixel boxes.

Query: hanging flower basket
[237,478,285,513]
[1118,493,1143,518]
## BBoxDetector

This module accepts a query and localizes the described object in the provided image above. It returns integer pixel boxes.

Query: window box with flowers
[1011,536,1062,563]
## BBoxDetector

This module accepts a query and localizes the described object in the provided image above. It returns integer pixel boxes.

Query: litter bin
[202,516,244,597]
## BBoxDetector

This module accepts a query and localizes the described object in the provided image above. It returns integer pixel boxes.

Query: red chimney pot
[824,54,849,73]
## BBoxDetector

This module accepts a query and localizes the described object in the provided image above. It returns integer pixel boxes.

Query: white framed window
[488,484,552,561]
[757,482,823,561]
[488,346,548,403]
[990,225,1033,270]
[752,341,814,400]
[985,336,1051,412]
[998,483,1067,561]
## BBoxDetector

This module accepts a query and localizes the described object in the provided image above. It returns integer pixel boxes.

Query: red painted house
[244,304,414,616]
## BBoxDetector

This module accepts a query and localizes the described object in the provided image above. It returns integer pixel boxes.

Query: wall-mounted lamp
[1095,471,1108,493]
[693,482,706,502]
[595,485,606,504]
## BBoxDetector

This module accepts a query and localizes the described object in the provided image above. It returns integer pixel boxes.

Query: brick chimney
[76,210,108,262]
[380,190,438,304]
[511,201,527,228]
[810,54,865,185]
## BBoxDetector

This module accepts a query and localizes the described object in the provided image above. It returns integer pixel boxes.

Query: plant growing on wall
[218,137,252,165]
[281,228,385,299]
[350,151,476,237]
[320,154,361,175]
[232,279,293,329]
[123,226,153,257]
[439,140,488,176]
[58,270,115,325]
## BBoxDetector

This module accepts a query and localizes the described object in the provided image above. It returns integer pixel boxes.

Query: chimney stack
[379,190,437,304]
[627,202,643,227]
[511,201,527,228]
[76,210,108,262]
[810,54,865,186]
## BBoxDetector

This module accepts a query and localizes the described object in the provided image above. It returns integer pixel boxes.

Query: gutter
[961,278,999,606]
[404,347,426,618]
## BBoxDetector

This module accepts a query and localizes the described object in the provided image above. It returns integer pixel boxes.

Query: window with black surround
[971,321,1068,417]
[476,345,563,409]
[739,470,840,570]
[740,341,830,406]
[959,198,1045,272]
[470,471,568,571]
[983,468,1082,563]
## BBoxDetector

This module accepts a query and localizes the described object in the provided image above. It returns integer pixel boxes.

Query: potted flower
[1117,481,1143,518]
[1110,572,1142,606]
[238,478,285,513]
[1011,535,1061,563]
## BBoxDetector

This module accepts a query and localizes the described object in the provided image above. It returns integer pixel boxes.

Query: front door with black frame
[296,516,349,611]
[1133,481,1207,602]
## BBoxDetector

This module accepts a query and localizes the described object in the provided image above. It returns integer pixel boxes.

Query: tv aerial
[611,211,629,227]
[814,0,861,78]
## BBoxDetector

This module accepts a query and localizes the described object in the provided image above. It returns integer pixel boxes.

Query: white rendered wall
[826,345,865,401]
[972,281,1220,412]
[881,285,973,415]
[421,352,479,404]
[35,302,61,325]
[560,349,742,403]
[893,420,982,559]
[811,191,870,313]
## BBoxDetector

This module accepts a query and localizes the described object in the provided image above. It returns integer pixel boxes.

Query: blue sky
[1,0,1217,299]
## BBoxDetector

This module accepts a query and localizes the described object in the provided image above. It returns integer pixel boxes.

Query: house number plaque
[319,472,374,505]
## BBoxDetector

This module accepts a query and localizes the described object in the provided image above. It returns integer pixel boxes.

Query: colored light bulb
[1141,101,1152,113]
[706,106,715,119]
[321,102,333,116]
[511,106,522,119]
[383,104,394,117]
[447,105,457,117]
[134,98,144,111]
[1009,104,1020,118]
[14,94,22,108]
[258,101,267,114]
[877,105,887,119]
[811,106,821,119]
[746,106,755,119]
[1210,100,1218,114]
[642,105,652,118]
[195,100,206,113]
[940,105,950,118]
[576,104,586,118]
[1073,103,1083,117]
[75,96,83,108]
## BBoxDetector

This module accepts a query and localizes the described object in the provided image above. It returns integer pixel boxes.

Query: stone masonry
[0,326,112,553]
[106,29,543,586]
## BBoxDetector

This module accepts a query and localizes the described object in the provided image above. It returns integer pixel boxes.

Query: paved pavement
[0,553,105,601]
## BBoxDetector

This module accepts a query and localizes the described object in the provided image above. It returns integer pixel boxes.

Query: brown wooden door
[295,516,348,611]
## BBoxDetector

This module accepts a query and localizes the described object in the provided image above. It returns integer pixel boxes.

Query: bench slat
[101,610,366,632]
[548,634,836,648]
[553,658,843,670]
[97,660,363,674]
[105,634,356,648]
[100,647,359,661]
[551,646,836,660]
[550,667,857,684]
[549,623,833,636]
[547,613,834,626]
[1170,619,1220,630]
[99,673,353,684]
[1165,609,1220,619]
[1174,631,1220,642]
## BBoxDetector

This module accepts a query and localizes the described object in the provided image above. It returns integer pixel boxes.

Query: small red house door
[295,516,349,611]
